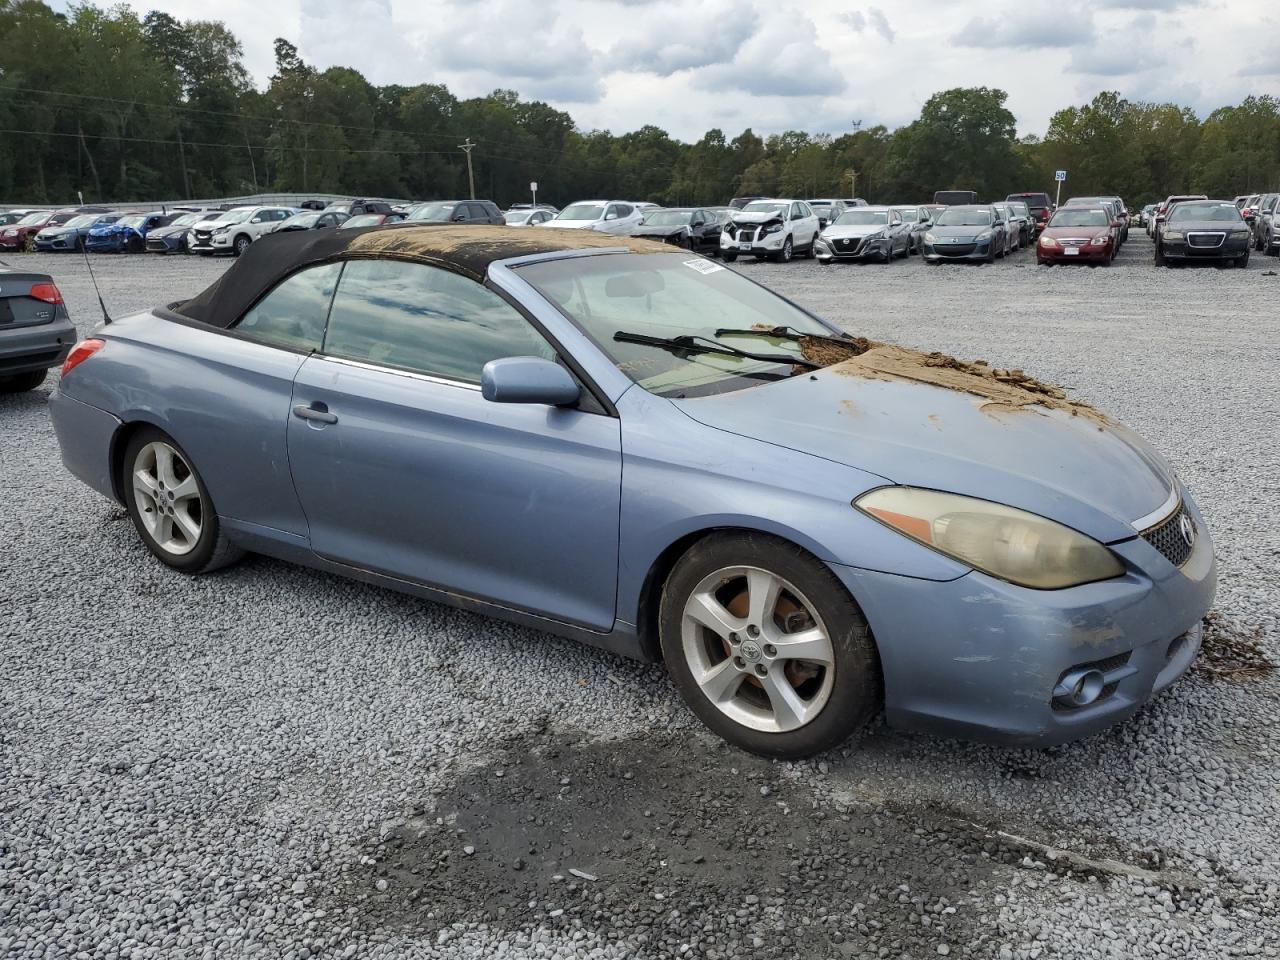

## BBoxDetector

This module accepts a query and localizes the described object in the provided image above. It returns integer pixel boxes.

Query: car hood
[673,361,1174,543]
[88,225,126,236]
[929,224,991,239]
[1166,220,1247,233]
[731,210,785,225]
[192,219,232,231]
[822,224,886,239]
[148,224,187,238]
[38,226,75,237]
[1041,225,1108,238]
[632,224,688,238]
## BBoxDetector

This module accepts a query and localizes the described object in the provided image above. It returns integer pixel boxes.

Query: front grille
[1142,502,1195,568]
[146,239,166,251]
[194,231,212,243]
[937,243,976,256]
[1187,232,1224,248]
[835,237,863,254]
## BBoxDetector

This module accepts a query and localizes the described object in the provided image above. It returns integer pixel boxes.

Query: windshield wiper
[713,325,860,348]
[613,331,820,369]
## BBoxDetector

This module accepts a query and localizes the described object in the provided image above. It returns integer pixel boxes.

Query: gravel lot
[2,237,1278,960]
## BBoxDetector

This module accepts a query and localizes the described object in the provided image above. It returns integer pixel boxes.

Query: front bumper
[0,316,77,376]
[1038,242,1111,263]
[921,238,993,261]
[815,236,891,261]
[85,235,125,253]
[1162,236,1250,261]
[720,230,786,256]
[148,233,186,253]
[832,492,1216,747]
[36,234,78,251]
[0,232,25,250]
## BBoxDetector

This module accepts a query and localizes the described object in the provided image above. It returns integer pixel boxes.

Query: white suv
[544,200,644,235]
[188,206,297,256]
[720,199,821,262]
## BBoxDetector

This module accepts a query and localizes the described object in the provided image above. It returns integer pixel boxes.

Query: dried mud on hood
[792,333,1107,423]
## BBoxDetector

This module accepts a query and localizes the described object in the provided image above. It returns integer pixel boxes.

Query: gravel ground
[2,236,1278,960]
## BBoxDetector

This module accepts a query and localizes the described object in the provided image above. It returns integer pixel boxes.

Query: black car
[628,207,724,253]
[1007,192,1054,233]
[272,211,350,233]
[1154,199,1252,267]
[406,200,505,225]
[323,199,396,217]
[728,196,766,210]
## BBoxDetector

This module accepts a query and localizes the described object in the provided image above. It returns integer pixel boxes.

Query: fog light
[1053,668,1106,707]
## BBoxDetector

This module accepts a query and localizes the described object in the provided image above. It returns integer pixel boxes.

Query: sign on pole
[1054,170,1067,181]
[530,180,538,205]
[1054,169,1067,208]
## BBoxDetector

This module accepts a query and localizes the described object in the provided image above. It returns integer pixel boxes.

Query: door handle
[293,403,338,425]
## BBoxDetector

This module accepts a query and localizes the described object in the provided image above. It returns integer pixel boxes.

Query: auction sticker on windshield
[683,259,724,275]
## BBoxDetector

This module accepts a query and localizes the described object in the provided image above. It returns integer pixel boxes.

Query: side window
[323,259,556,383]
[234,262,342,352]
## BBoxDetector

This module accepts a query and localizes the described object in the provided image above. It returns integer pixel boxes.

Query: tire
[1254,232,1264,252]
[722,252,737,263]
[120,426,244,575]
[881,242,893,264]
[804,237,817,259]
[986,245,997,264]
[1153,244,1165,267]
[659,531,881,759]
[233,234,252,257]
[0,370,47,393]
[1236,251,1249,268]
[775,237,793,263]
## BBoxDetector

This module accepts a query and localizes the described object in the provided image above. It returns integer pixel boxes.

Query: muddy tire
[659,531,881,760]
[722,252,737,263]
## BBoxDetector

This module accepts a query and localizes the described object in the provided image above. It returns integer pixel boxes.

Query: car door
[286,257,623,630]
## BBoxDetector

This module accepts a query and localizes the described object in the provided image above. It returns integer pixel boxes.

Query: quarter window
[323,259,555,383]
[234,262,342,352]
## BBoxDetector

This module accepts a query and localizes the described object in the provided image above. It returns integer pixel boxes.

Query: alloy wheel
[680,565,836,733]
[131,441,204,556]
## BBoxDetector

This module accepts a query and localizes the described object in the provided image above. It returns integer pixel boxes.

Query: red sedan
[1036,207,1115,265]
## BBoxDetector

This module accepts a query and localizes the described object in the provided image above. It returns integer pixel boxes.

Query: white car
[543,201,644,235]
[188,206,298,256]
[720,199,821,263]
[504,208,555,227]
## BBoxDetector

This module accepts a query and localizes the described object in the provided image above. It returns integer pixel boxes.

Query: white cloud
[609,1,760,75]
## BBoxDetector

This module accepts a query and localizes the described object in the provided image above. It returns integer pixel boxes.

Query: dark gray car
[1154,199,1252,267]
[919,205,1007,263]
[407,200,505,225]
[890,206,933,253]
[1249,193,1278,254]
[0,270,75,392]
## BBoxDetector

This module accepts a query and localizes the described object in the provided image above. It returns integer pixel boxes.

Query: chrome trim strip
[313,354,482,391]
[1131,485,1180,532]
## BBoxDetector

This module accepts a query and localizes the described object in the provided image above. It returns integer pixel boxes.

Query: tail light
[61,338,105,377]
[29,282,64,305]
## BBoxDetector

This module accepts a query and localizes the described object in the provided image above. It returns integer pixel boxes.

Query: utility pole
[848,168,859,199]
[459,138,476,199]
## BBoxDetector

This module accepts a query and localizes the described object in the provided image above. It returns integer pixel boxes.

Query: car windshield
[282,214,319,228]
[558,203,605,221]
[1170,202,1242,223]
[935,208,992,226]
[517,252,834,398]
[1050,209,1109,227]
[892,208,918,220]
[810,202,833,212]
[171,213,204,227]
[408,203,455,221]
[1010,203,1029,215]
[17,212,47,226]
[504,211,532,224]
[117,215,147,228]
[834,211,888,226]
[643,210,693,226]
[64,215,96,228]
[220,209,253,224]
[343,214,383,228]
[741,202,789,216]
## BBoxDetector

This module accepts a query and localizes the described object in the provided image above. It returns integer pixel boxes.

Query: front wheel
[121,427,244,574]
[1154,244,1165,267]
[775,237,793,263]
[722,252,737,263]
[1236,250,1249,268]
[233,234,251,257]
[660,532,881,759]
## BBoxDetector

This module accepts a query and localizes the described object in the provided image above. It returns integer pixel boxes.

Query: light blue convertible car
[49,225,1215,757]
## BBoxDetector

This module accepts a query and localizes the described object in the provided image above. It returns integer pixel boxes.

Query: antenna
[79,237,112,325]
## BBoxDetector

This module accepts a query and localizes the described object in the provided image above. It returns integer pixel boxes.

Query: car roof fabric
[173,224,664,328]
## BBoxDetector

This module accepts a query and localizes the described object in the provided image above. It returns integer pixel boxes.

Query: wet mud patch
[1197,612,1276,680]
[331,730,1002,958]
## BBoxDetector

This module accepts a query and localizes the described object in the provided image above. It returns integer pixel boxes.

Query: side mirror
[481,357,580,406]
[604,212,618,221]
[251,217,263,223]
[453,214,466,222]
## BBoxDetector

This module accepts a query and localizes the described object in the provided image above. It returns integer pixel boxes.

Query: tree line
[2,1,1278,208]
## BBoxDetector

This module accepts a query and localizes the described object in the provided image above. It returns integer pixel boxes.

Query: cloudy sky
[59,0,1280,140]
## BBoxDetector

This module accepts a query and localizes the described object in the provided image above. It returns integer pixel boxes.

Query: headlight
[762,223,783,234]
[213,225,230,234]
[854,487,1124,589]
[1092,233,1110,244]
[923,232,936,243]
[975,231,992,242]
[1164,230,1184,240]
[1039,236,1058,247]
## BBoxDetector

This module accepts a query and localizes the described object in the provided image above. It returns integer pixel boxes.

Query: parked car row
[1234,191,1280,255]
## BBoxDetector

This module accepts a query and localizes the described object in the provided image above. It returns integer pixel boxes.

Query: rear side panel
[57,312,311,537]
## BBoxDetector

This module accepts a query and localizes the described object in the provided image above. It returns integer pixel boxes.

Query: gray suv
[1250,193,1279,255]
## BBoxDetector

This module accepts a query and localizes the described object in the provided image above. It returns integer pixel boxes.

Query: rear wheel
[121,427,244,574]
[0,370,47,393]
[659,531,880,759]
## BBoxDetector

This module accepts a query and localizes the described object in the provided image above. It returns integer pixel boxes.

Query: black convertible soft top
[173,224,663,329]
